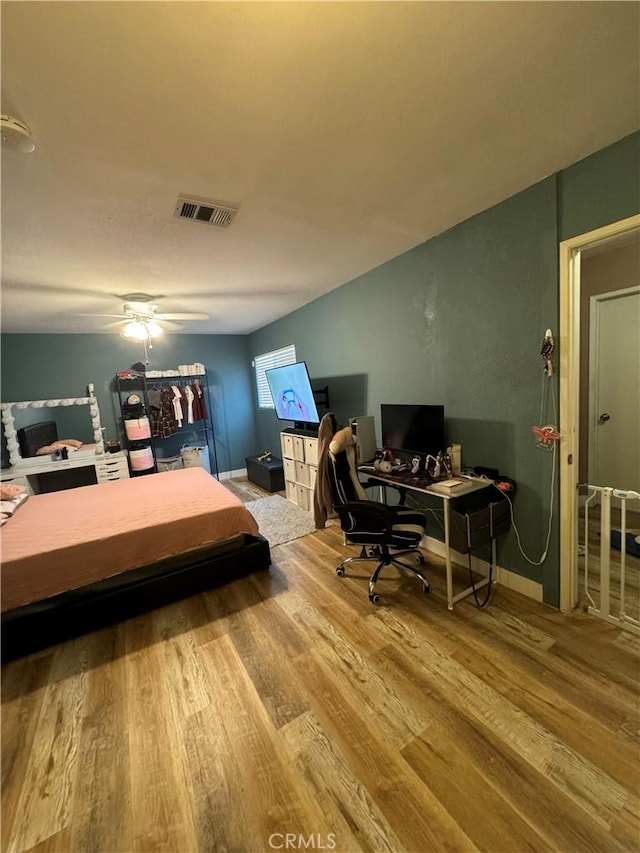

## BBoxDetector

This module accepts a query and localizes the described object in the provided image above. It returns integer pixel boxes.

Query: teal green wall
[2,132,638,605]
[0,333,256,473]
[249,130,640,607]
[558,132,640,240]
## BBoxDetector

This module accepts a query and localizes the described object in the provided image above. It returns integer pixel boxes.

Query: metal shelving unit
[114,371,218,478]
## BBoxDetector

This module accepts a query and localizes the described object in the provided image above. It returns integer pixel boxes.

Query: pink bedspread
[1,468,259,611]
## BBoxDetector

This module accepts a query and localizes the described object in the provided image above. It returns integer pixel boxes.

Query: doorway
[588,286,640,492]
[559,214,640,614]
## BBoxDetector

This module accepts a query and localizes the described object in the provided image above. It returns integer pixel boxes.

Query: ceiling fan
[83,292,211,339]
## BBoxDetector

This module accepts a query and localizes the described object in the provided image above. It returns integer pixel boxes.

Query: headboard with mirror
[1,383,104,469]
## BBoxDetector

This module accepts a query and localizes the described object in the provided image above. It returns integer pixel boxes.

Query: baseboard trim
[217,468,247,481]
[423,536,543,603]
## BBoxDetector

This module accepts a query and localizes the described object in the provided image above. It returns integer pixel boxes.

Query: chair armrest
[360,478,408,506]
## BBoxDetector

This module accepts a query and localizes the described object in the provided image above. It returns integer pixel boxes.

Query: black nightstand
[245,454,285,493]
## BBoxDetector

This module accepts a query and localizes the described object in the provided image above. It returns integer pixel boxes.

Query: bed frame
[1,533,271,663]
[1,386,273,663]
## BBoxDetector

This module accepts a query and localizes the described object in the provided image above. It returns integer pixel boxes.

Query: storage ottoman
[245,455,285,493]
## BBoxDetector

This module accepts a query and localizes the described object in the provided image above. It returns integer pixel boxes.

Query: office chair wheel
[368,546,382,557]
[414,553,425,565]
[369,593,380,604]
[336,566,345,577]
[423,582,432,594]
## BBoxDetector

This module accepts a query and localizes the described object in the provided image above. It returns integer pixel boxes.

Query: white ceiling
[1,1,639,335]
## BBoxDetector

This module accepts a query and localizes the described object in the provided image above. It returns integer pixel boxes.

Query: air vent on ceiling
[174,195,238,227]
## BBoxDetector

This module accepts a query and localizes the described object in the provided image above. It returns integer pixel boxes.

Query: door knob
[598,413,610,423]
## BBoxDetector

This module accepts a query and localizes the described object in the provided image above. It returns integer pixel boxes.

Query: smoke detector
[174,194,238,227]
[1,115,36,153]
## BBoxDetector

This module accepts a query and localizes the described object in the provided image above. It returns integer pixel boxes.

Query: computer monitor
[380,404,445,457]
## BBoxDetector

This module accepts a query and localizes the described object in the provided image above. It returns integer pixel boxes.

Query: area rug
[245,494,316,546]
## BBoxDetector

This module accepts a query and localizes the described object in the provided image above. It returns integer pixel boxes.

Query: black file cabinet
[449,490,511,554]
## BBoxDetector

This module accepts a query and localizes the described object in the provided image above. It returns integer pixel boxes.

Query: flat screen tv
[265,361,321,428]
[380,403,445,457]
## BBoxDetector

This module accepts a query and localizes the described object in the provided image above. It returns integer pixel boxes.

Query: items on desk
[429,477,466,493]
[373,447,395,473]
[447,443,462,475]
[471,466,518,495]
[495,476,518,494]
[425,453,450,479]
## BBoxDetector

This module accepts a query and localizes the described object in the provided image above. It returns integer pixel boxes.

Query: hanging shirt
[192,382,207,421]
[184,385,195,424]
[171,386,183,428]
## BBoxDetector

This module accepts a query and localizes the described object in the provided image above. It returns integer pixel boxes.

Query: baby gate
[582,484,640,636]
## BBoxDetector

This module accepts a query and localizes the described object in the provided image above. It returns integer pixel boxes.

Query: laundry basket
[156,455,182,473]
[180,445,211,474]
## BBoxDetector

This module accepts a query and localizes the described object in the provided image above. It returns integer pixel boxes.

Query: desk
[359,468,494,610]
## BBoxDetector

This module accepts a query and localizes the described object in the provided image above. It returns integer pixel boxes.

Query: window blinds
[254,344,296,408]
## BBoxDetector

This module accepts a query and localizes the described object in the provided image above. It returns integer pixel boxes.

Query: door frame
[558,214,640,612]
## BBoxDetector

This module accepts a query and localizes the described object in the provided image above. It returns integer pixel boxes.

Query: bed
[1,467,270,661]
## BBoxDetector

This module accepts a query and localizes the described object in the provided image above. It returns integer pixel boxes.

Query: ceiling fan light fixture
[145,320,164,338]
[121,319,163,341]
[1,115,36,153]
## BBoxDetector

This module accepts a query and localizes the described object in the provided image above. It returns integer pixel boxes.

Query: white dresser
[94,451,131,483]
[0,450,130,493]
[280,430,318,511]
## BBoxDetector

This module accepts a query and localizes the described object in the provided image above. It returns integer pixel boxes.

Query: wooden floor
[2,478,639,853]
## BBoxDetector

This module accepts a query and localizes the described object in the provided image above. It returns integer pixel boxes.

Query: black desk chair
[327,442,431,604]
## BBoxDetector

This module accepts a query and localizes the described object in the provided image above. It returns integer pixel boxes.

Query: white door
[589,287,640,491]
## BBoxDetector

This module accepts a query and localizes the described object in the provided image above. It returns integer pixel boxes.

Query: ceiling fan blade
[155,312,211,321]
[78,313,127,319]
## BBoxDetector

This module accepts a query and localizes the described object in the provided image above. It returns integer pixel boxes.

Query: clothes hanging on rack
[184,385,195,425]
[147,379,208,438]
[192,381,208,421]
[148,387,179,439]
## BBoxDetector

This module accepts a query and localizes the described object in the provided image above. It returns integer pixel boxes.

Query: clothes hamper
[180,445,211,474]
[157,455,182,472]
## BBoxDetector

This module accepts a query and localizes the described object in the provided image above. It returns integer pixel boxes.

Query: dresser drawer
[304,438,318,465]
[284,458,296,482]
[95,459,129,474]
[296,484,310,511]
[97,471,130,483]
[294,460,309,487]
[308,465,317,491]
[95,454,130,481]
[281,433,294,459]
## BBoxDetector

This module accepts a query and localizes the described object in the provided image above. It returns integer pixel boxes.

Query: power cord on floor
[467,547,494,608]
[489,440,556,566]
[467,434,557,567]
